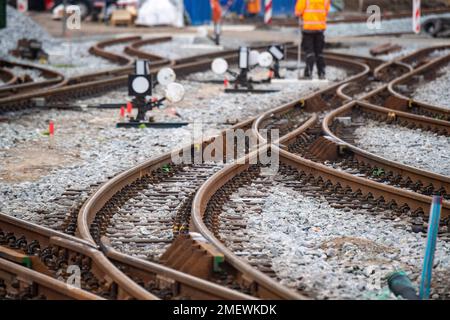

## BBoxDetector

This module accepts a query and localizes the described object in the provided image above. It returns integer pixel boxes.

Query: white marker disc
[211,58,228,75]
[132,76,150,94]
[258,52,274,68]
[249,50,260,66]
[165,83,185,103]
[157,68,176,86]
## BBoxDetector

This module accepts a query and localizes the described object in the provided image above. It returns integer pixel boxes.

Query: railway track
[388,52,450,120]
[11,39,299,235]
[2,39,450,299]
[0,67,16,86]
[256,46,449,214]
[350,46,450,121]
[188,47,450,299]
[0,37,315,300]
[0,213,150,299]
[0,36,172,113]
[0,60,65,99]
[322,101,449,193]
[75,53,369,299]
[0,213,254,300]
[0,257,102,300]
[0,35,281,114]
[193,103,448,299]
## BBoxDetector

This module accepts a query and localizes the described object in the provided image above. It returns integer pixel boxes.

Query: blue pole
[419,195,442,299]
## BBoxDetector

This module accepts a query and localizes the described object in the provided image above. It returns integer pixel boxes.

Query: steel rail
[254,49,449,206]
[190,147,308,300]
[199,47,450,299]
[0,36,145,111]
[100,237,257,300]
[0,36,245,112]
[0,257,104,300]
[388,53,450,120]
[322,100,450,199]
[89,35,143,66]
[0,67,17,86]
[0,213,156,300]
[192,111,448,300]
[76,53,368,299]
[0,59,66,98]
[123,36,172,64]
[77,53,368,243]
[77,117,256,245]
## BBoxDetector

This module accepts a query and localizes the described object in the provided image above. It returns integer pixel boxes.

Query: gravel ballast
[141,35,224,60]
[220,177,450,300]
[354,120,450,177]
[0,6,53,57]
[0,6,119,77]
[0,62,347,227]
[413,64,450,109]
[5,66,47,82]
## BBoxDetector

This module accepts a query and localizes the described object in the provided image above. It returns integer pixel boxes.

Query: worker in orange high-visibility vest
[211,0,222,23]
[295,0,331,79]
[247,0,261,17]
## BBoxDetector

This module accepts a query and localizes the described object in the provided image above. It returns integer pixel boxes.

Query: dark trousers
[302,31,326,77]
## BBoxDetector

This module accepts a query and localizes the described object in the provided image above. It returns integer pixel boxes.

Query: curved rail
[251,53,371,138]
[0,67,16,86]
[0,59,65,99]
[77,53,368,243]
[388,53,450,120]
[123,36,172,64]
[322,100,450,199]
[191,147,308,299]
[195,46,450,300]
[194,100,449,301]
[100,237,256,300]
[4,42,450,299]
[0,258,103,300]
[0,213,156,300]
[89,36,142,66]
[269,7,450,28]
[0,36,143,112]
[0,36,241,113]
[76,53,368,299]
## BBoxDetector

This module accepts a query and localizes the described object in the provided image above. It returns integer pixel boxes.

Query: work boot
[318,73,326,80]
[304,70,312,80]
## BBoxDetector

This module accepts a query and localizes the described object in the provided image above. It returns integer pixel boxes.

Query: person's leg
[302,32,315,79]
[314,31,326,78]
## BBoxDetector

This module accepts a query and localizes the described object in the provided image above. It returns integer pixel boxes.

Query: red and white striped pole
[264,0,273,25]
[413,0,421,34]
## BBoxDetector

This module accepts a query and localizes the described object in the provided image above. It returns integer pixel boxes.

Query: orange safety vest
[247,0,261,14]
[295,0,330,31]
[210,0,222,23]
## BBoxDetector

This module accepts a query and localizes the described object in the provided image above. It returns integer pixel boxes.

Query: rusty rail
[322,100,450,200]
[0,257,104,300]
[388,53,450,120]
[0,67,16,86]
[0,59,65,99]
[0,213,155,300]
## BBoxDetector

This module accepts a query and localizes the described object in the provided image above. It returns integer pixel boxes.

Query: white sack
[136,0,184,27]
